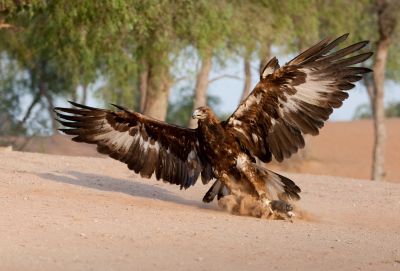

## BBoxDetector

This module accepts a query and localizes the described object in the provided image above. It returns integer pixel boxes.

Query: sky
[169,47,400,122]
[72,52,400,123]
[204,62,400,121]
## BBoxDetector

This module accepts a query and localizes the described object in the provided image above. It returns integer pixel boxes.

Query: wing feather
[55,102,210,189]
[224,34,372,162]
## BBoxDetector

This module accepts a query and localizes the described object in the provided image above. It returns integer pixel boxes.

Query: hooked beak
[192,110,200,119]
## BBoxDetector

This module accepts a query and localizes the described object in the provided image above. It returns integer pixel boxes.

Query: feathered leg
[236,154,272,199]
[235,154,296,220]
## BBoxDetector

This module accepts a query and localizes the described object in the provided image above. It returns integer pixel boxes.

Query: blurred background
[0,0,399,182]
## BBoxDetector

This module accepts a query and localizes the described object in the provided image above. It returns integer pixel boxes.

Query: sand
[0,151,399,271]
[295,118,400,182]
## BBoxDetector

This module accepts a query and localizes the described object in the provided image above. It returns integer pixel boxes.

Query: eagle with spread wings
[55,34,372,219]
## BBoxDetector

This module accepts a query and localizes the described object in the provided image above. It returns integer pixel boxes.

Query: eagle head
[192,106,212,120]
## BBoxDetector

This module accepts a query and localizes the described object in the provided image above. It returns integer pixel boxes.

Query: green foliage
[1,0,400,136]
[228,0,274,59]
[94,73,138,110]
[0,55,25,135]
[279,0,320,49]
[317,0,400,82]
[177,1,232,56]
[353,104,373,119]
[316,0,372,39]
[386,102,400,117]
[387,23,400,82]
[0,1,142,133]
[353,102,400,119]
[167,86,225,127]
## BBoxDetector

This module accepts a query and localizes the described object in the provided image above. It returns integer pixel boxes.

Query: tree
[325,0,400,181]
[176,1,232,128]
[0,25,75,134]
[187,49,213,128]
[353,102,400,119]
[385,102,400,117]
[133,1,175,120]
[0,1,139,133]
[370,0,399,181]
[167,86,225,127]
[353,104,373,119]
[315,0,400,181]
[229,0,275,102]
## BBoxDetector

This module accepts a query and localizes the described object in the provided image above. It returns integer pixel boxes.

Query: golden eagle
[55,34,372,220]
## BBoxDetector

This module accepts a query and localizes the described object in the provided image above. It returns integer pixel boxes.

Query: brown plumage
[55,34,372,219]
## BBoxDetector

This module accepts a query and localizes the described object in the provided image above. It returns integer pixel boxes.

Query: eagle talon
[268,200,295,221]
[287,211,295,218]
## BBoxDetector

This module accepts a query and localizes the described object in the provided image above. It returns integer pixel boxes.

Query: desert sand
[274,118,400,182]
[0,150,399,271]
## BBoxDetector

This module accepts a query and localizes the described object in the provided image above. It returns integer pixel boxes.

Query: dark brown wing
[224,34,373,162]
[55,101,212,189]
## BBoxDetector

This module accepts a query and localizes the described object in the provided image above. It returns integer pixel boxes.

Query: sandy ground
[0,151,399,271]
[287,118,400,182]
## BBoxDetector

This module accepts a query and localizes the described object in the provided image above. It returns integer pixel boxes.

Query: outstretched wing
[55,102,211,189]
[224,34,372,162]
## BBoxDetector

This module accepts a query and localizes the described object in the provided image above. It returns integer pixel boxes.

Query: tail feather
[254,163,301,201]
[275,173,301,201]
[202,180,230,203]
[202,166,301,203]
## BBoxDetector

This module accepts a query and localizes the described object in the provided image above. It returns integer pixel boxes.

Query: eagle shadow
[38,170,216,209]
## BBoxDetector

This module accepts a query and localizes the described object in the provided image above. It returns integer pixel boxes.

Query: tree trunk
[371,38,389,181]
[17,92,41,130]
[363,75,375,115]
[142,64,171,121]
[188,51,212,128]
[71,87,78,102]
[370,0,396,181]
[39,80,57,134]
[81,84,88,104]
[139,61,149,113]
[240,55,252,102]
[258,45,271,76]
[115,88,123,105]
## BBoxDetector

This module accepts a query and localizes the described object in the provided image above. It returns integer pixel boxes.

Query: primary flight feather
[55,34,372,219]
